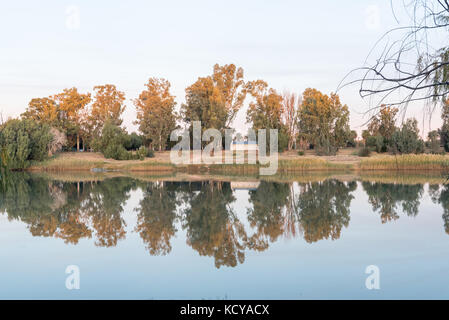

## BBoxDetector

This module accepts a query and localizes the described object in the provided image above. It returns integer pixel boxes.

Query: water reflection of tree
[362,182,423,223]
[80,177,136,247]
[246,182,290,246]
[0,175,375,267]
[43,182,91,244]
[134,181,179,255]
[429,184,449,234]
[0,173,60,218]
[295,180,356,243]
[0,174,136,246]
[181,181,249,268]
[0,173,74,240]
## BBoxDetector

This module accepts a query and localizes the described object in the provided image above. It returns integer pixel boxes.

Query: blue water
[0,173,448,299]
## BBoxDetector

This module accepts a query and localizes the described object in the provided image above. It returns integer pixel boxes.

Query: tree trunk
[76,133,80,152]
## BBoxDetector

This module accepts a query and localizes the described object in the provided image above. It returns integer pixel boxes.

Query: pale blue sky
[0,0,438,136]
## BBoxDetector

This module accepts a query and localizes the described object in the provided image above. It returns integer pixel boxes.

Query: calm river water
[0,172,448,299]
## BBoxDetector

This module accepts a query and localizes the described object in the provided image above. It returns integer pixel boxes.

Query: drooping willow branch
[339,0,449,113]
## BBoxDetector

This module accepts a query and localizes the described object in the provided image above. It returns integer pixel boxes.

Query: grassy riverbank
[28,152,354,173]
[28,152,175,172]
[26,151,449,173]
[359,154,449,171]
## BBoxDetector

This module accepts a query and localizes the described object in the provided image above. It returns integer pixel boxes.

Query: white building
[230,141,258,152]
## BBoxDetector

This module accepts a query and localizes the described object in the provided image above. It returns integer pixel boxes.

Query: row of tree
[181,66,355,154]
[12,63,356,156]
[361,102,449,155]
[21,84,126,152]
[0,116,150,168]
[5,62,447,163]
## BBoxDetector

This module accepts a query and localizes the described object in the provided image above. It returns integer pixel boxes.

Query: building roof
[232,141,257,144]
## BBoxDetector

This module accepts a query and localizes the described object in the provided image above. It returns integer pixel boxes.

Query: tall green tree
[367,105,398,139]
[391,118,424,154]
[246,80,288,151]
[297,88,351,155]
[439,99,449,152]
[22,98,59,126]
[53,87,91,151]
[427,130,440,154]
[364,105,398,152]
[90,84,126,135]
[183,76,226,131]
[22,89,90,151]
[181,64,247,133]
[246,80,283,130]
[212,63,247,127]
[134,78,177,151]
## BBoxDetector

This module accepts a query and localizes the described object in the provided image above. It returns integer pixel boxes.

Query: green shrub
[92,121,134,160]
[103,144,130,160]
[346,130,357,147]
[0,119,52,169]
[366,134,385,153]
[92,121,127,152]
[136,146,148,160]
[358,147,371,157]
[147,148,155,158]
[440,123,449,152]
[391,118,425,154]
[124,132,143,151]
[297,150,305,156]
[278,126,289,152]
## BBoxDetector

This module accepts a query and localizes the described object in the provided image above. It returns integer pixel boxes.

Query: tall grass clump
[359,154,449,171]
[208,158,352,174]
[278,159,352,171]
[119,161,174,172]
[30,157,107,171]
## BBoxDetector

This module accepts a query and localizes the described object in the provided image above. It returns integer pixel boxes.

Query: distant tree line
[2,63,449,168]
[360,101,449,157]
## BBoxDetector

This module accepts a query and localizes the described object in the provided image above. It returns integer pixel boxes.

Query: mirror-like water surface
[1,172,449,299]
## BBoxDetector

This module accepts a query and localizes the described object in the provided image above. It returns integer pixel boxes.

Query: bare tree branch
[339,0,449,115]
